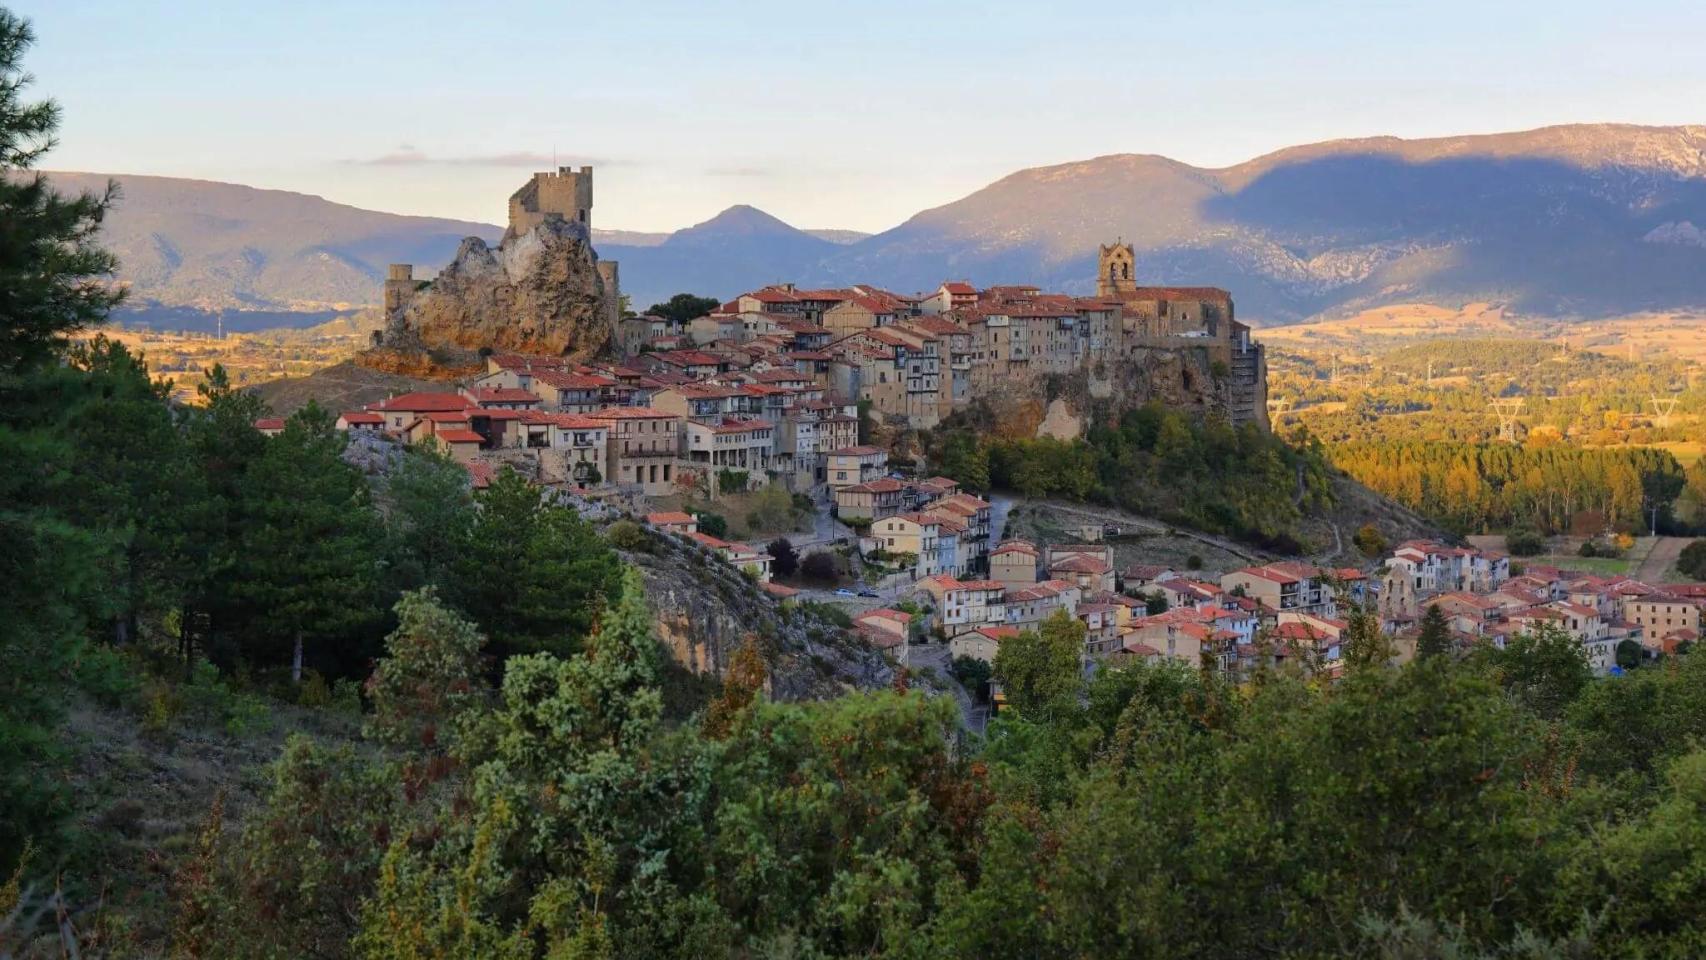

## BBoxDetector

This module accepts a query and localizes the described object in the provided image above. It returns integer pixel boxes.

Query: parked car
[858,589,879,598]
[834,588,855,597]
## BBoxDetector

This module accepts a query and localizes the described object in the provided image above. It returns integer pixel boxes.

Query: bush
[74,643,141,708]
[1505,528,1546,557]
[950,655,992,699]
[693,511,728,538]
[1185,554,1203,570]
[1352,523,1388,557]
[801,550,840,584]
[768,537,799,579]
[1678,539,1706,581]
[1578,540,1601,558]
[298,670,332,708]
[606,519,651,552]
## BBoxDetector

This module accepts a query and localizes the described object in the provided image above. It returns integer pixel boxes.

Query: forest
[929,403,1336,552]
[1333,440,1700,536]
[8,12,1706,957]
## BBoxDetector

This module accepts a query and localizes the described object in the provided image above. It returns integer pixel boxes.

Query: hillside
[38,171,502,315]
[54,123,1706,327]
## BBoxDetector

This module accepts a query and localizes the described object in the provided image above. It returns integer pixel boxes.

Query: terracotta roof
[435,429,484,444]
[368,392,471,413]
[254,417,285,430]
[465,387,541,404]
[842,479,905,494]
[465,460,497,488]
[338,411,383,424]
[587,406,677,420]
[646,511,696,525]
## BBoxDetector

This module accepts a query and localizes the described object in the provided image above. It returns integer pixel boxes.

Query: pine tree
[1416,603,1453,659]
[0,10,126,867]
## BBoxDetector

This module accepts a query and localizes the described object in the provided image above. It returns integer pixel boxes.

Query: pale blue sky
[22,0,1706,232]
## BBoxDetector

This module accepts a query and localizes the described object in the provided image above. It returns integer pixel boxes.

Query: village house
[949,624,1018,665]
[1222,562,1335,617]
[834,478,906,523]
[645,511,698,536]
[1046,544,1117,594]
[588,406,681,496]
[1006,579,1081,628]
[990,540,1040,590]
[687,531,772,582]
[825,445,888,490]
[334,411,384,433]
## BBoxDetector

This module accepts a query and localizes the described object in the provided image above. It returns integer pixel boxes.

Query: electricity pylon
[1489,397,1524,444]
[1649,395,1680,430]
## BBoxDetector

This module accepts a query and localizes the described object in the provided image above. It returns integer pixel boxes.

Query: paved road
[905,640,987,734]
[1636,536,1692,583]
[989,494,1017,543]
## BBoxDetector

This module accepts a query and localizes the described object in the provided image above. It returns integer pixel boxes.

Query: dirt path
[1636,536,1691,583]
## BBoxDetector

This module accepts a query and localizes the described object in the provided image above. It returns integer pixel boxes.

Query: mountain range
[47,123,1706,329]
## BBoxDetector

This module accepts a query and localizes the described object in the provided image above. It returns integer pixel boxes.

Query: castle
[378,166,622,354]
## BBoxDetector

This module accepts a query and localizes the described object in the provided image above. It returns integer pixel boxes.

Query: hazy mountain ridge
[53,124,1706,327]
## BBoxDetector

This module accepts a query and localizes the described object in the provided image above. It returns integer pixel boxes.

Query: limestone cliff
[374,215,614,362]
[966,343,1266,442]
[620,530,892,700]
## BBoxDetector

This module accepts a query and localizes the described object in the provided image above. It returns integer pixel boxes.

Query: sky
[23,0,1706,234]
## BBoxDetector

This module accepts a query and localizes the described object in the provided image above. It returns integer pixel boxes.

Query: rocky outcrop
[374,216,614,361]
[622,531,892,701]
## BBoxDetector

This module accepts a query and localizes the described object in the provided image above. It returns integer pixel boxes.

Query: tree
[1352,523,1388,557]
[1340,602,1394,672]
[382,447,474,593]
[1678,539,1706,581]
[364,590,492,756]
[1614,637,1643,672]
[1416,603,1453,659]
[1472,623,1591,720]
[692,509,727,539]
[232,402,385,682]
[992,610,1084,720]
[449,469,622,659]
[1144,591,1169,615]
[767,537,799,579]
[950,655,993,700]
[1505,528,1546,557]
[0,11,128,866]
[800,550,839,584]
[644,292,719,325]
[0,11,124,370]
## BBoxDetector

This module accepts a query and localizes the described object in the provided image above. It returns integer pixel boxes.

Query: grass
[1528,553,1632,575]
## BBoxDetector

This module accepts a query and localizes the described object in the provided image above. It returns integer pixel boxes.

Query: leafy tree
[934,429,990,491]
[364,589,492,756]
[1678,538,1706,581]
[691,509,727,538]
[1505,528,1546,557]
[1144,590,1169,615]
[800,550,839,584]
[766,537,798,579]
[643,292,719,325]
[993,610,1083,720]
[1340,602,1394,672]
[950,655,993,699]
[1352,522,1388,557]
[1416,603,1453,659]
[1471,623,1591,720]
[1614,637,1643,672]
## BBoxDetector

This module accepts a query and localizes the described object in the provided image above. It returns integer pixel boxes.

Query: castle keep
[375,165,621,358]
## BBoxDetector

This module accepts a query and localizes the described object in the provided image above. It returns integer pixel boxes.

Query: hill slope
[40,171,503,314]
[55,123,1706,325]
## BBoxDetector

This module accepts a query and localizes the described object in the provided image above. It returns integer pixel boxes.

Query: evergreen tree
[1416,603,1453,659]
[381,446,474,593]
[449,467,622,658]
[233,402,384,681]
[0,10,125,868]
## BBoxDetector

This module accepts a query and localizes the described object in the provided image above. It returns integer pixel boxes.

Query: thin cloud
[706,165,773,178]
[346,147,616,168]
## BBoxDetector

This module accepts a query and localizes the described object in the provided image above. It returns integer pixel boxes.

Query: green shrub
[606,519,651,552]
[1505,528,1546,557]
[1678,539,1706,580]
[298,670,332,708]
[74,643,141,708]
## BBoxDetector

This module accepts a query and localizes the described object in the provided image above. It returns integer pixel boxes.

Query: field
[79,320,371,404]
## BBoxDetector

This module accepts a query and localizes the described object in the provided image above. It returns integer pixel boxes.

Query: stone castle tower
[1097,241,1137,298]
[507,165,594,240]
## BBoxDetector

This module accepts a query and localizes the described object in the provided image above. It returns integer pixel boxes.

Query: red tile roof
[435,429,484,444]
[369,392,471,413]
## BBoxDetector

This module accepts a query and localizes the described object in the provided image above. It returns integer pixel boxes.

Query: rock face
[379,216,614,359]
[623,531,892,701]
